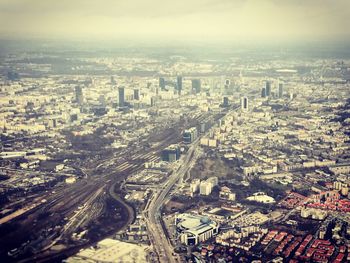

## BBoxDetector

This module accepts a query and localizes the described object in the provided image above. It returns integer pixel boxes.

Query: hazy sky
[0,0,349,42]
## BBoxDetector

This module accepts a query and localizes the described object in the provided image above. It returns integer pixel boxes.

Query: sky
[0,0,349,43]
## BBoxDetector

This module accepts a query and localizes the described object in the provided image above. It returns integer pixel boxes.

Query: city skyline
[1,1,350,262]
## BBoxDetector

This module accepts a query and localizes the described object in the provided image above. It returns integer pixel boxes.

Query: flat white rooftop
[65,238,148,263]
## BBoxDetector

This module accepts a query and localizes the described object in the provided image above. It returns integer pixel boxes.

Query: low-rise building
[300,207,327,220]
[176,213,219,246]
[219,186,236,201]
[247,192,275,203]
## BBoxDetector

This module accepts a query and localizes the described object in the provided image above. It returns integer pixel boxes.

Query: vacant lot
[190,157,232,180]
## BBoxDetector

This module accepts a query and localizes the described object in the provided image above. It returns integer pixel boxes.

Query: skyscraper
[223,96,229,107]
[118,87,125,107]
[278,83,283,98]
[159,77,165,90]
[75,86,83,105]
[134,89,140,100]
[241,97,249,111]
[110,76,116,85]
[261,87,266,98]
[177,76,183,94]
[99,95,106,106]
[220,75,225,91]
[151,96,156,107]
[265,81,271,97]
[224,79,230,94]
[161,144,180,162]
[191,79,201,94]
[183,127,198,144]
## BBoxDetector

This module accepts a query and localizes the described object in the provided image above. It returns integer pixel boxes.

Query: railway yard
[2,39,350,263]
[0,99,222,262]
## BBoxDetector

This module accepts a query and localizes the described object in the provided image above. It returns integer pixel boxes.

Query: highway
[145,136,207,262]
[0,105,231,263]
[0,114,210,262]
[144,107,237,263]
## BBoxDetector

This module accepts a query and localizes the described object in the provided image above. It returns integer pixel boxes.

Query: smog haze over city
[1,1,350,263]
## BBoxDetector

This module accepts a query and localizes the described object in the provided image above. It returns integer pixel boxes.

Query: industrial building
[65,238,148,263]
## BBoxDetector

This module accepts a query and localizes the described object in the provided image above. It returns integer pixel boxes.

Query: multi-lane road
[144,138,202,262]
[144,107,237,263]
[1,113,215,262]
[0,103,231,263]
[0,128,181,261]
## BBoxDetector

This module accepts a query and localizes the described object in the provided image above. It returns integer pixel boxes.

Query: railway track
[0,112,219,262]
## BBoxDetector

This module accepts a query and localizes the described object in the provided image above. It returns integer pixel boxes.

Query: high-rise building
[223,96,229,107]
[111,76,116,85]
[159,77,165,90]
[220,75,225,92]
[133,89,140,100]
[118,87,125,107]
[278,83,283,98]
[99,95,106,106]
[241,96,249,111]
[190,179,201,194]
[183,127,198,144]
[161,144,180,162]
[25,101,34,112]
[75,86,83,105]
[200,123,206,133]
[192,79,201,94]
[70,113,78,122]
[224,79,230,92]
[200,181,213,196]
[177,76,183,94]
[261,87,266,98]
[150,96,156,107]
[207,177,218,187]
[265,81,271,97]
[48,119,57,128]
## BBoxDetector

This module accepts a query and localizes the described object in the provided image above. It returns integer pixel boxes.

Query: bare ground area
[189,157,233,180]
[164,200,186,213]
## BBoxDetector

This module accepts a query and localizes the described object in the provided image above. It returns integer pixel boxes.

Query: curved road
[108,182,135,232]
